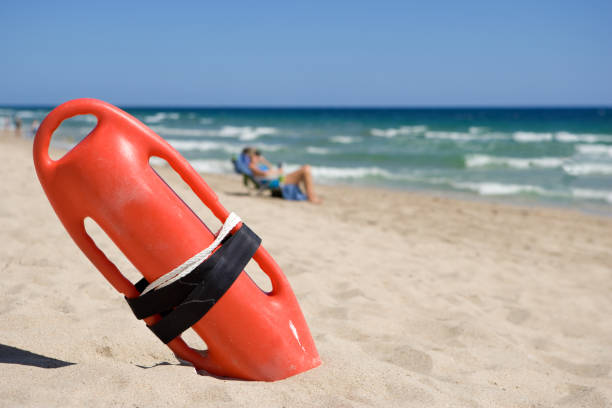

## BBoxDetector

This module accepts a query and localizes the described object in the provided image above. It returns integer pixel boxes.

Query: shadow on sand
[0,343,75,369]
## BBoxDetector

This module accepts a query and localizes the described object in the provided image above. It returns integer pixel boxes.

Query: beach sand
[1,130,611,407]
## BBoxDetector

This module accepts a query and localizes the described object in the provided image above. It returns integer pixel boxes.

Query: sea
[2,106,612,214]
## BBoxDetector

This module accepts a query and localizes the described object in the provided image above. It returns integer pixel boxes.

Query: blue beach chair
[232,153,283,198]
[231,153,307,201]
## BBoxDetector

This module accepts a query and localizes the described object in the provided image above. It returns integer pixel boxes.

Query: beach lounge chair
[232,154,283,198]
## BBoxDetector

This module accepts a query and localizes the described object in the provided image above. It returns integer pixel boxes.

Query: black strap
[125,223,261,344]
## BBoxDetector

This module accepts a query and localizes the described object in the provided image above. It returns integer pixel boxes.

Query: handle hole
[49,114,98,160]
[84,217,141,284]
[244,258,273,293]
[181,328,209,354]
[149,156,222,233]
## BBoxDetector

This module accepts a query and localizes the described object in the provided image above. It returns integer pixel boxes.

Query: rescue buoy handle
[33,98,108,171]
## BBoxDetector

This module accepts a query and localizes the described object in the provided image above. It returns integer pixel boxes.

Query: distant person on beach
[13,116,22,136]
[244,147,322,204]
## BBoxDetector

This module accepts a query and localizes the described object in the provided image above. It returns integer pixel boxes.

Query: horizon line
[1,103,612,110]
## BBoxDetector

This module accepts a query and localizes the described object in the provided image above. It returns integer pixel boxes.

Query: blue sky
[1,1,611,106]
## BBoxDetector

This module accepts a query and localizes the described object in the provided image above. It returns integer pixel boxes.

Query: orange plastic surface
[33,98,320,381]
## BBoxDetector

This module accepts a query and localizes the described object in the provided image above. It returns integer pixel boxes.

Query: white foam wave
[465,154,565,169]
[150,156,233,174]
[144,112,180,124]
[571,189,612,203]
[512,131,612,144]
[189,159,235,174]
[453,182,545,196]
[306,146,330,155]
[218,126,278,140]
[166,139,282,154]
[166,139,241,154]
[16,110,36,118]
[575,144,612,157]
[425,131,507,141]
[513,132,553,142]
[330,135,358,144]
[308,165,393,179]
[469,126,488,134]
[153,125,277,141]
[152,126,210,137]
[563,163,612,176]
[371,125,427,138]
[555,132,612,143]
[200,118,213,124]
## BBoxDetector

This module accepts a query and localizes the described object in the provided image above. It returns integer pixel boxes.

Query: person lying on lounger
[243,147,322,204]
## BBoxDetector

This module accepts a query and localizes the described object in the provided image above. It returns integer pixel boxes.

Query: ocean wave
[16,110,36,118]
[151,126,211,137]
[218,126,277,140]
[152,125,277,141]
[571,188,612,203]
[81,115,98,123]
[555,132,612,143]
[425,131,506,141]
[562,163,612,176]
[452,182,546,196]
[513,131,612,143]
[166,139,241,154]
[189,159,235,174]
[465,154,565,169]
[575,144,612,157]
[330,135,359,144]
[512,132,554,142]
[200,118,213,124]
[306,165,393,179]
[371,125,427,138]
[144,112,179,124]
[469,126,488,134]
[306,146,330,155]
[451,181,612,204]
[166,139,283,154]
[149,157,233,174]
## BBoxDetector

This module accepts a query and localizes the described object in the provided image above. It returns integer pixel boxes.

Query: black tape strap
[125,224,261,344]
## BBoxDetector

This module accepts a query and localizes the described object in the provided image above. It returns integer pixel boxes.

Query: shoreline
[8,127,612,219]
[2,130,612,407]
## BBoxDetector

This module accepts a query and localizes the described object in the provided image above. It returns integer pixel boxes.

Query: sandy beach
[1,130,611,407]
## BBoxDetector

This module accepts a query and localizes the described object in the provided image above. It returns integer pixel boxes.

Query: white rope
[141,212,242,295]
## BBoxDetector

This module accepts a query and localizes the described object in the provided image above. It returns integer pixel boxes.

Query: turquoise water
[3,106,612,213]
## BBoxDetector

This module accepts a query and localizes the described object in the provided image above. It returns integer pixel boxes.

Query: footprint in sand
[95,345,114,358]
